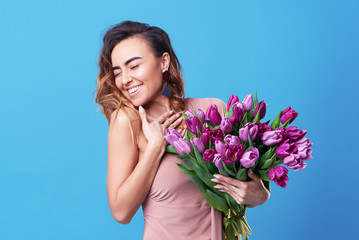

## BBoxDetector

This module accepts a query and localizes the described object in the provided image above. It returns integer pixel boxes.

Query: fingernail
[249,169,253,174]
[169,110,174,114]
[177,117,183,121]
[139,106,145,115]
[211,178,218,183]
[214,185,221,189]
[213,174,220,179]
[176,113,180,117]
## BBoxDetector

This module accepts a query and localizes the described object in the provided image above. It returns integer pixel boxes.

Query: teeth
[128,86,140,94]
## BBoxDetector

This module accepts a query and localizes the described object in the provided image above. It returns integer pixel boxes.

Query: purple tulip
[256,122,273,139]
[229,105,243,126]
[224,135,241,146]
[185,109,195,118]
[220,117,233,133]
[215,140,227,155]
[286,126,307,142]
[294,137,313,160]
[197,109,205,123]
[185,116,203,135]
[210,129,224,145]
[276,139,298,159]
[253,100,267,120]
[173,138,192,156]
[227,94,240,112]
[190,137,205,153]
[203,149,216,162]
[268,166,289,188]
[261,129,283,146]
[239,122,258,142]
[164,128,183,145]
[283,153,307,171]
[242,94,253,112]
[225,144,244,163]
[201,127,212,145]
[240,147,259,168]
[280,107,298,124]
[277,127,289,140]
[213,153,226,169]
[205,104,222,126]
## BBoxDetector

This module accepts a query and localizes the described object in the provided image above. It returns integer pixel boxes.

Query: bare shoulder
[110,107,140,126]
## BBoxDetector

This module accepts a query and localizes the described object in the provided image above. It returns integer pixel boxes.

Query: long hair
[95,21,187,128]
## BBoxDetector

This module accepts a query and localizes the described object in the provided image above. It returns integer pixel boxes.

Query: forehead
[111,36,153,65]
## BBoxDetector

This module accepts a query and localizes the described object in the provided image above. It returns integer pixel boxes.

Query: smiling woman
[94,21,269,240]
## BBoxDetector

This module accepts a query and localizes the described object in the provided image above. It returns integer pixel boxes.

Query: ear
[161,52,170,71]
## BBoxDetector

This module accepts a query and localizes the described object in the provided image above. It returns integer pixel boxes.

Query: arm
[106,107,182,224]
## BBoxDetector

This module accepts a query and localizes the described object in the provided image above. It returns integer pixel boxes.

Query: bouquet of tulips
[164,90,313,240]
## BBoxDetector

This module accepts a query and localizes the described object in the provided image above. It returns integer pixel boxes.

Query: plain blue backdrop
[1,0,358,239]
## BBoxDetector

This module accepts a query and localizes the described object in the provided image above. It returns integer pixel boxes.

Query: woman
[95,20,270,239]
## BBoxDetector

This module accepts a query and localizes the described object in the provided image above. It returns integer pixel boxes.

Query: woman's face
[111,36,169,107]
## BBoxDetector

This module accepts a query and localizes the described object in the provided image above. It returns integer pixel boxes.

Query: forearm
[112,141,165,223]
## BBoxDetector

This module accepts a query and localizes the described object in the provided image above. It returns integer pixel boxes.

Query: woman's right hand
[139,106,183,148]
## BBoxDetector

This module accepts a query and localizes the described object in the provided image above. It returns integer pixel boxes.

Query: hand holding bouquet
[164,91,313,240]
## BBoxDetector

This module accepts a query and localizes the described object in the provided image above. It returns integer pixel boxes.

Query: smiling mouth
[127,85,142,96]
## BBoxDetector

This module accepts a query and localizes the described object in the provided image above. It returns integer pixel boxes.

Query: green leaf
[261,158,274,169]
[258,148,272,167]
[271,109,284,129]
[252,105,261,123]
[192,142,206,169]
[236,168,248,181]
[227,104,235,118]
[219,167,230,177]
[206,189,229,213]
[247,132,253,148]
[165,145,178,154]
[254,89,258,107]
[223,162,236,177]
[182,158,216,189]
[282,118,292,128]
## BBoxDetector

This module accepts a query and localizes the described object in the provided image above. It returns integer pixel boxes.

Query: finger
[212,174,246,189]
[217,185,245,205]
[248,169,261,182]
[139,106,148,123]
[168,116,183,129]
[158,110,174,124]
[164,113,182,128]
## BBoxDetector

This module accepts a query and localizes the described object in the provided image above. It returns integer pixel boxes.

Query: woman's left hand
[211,169,270,208]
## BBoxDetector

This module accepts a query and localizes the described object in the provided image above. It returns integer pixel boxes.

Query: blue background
[1,0,358,239]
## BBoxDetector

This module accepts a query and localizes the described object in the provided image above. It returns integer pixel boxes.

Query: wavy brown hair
[95,21,188,128]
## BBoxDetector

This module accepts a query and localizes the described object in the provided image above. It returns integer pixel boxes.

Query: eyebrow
[112,56,142,70]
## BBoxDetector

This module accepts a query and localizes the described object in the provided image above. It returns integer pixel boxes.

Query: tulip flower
[224,135,241,146]
[210,129,224,145]
[185,109,195,118]
[253,100,267,120]
[286,126,307,142]
[242,94,253,112]
[190,137,205,153]
[268,166,289,188]
[225,144,244,163]
[261,129,283,146]
[213,153,227,169]
[220,117,233,133]
[205,104,222,126]
[239,122,258,142]
[172,138,192,156]
[276,139,298,159]
[283,153,307,171]
[240,147,259,168]
[215,140,227,155]
[227,94,240,112]
[280,107,298,124]
[201,127,212,145]
[203,149,216,162]
[229,105,243,126]
[294,137,313,160]
[185,116,203,135]
[197,109,205,123]
[255,122,273,139]
[164,128,183,145]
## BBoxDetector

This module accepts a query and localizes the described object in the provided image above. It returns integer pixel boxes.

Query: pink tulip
[239,122,258,142]
[224,135,241,146]
[190,137,205,153]
[261,129,283,146]
[253,100,267,120]
[294,137,313,160]
[205,104,222,126]
[268,166,289,188]
[276,139,298,159]
[283,154,307,171]
[173,138,192,156]
[203,149,216,162]
[240,147,259,168]
[286,126,307,141]
[227,94,240,112]
[280,107,298,124]
[220,117,233,133]
[242,94,253,112]
[225,144,244,163]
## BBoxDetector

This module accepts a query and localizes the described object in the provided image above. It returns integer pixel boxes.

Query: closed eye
[114,72,122,77]
[130,65,139,70]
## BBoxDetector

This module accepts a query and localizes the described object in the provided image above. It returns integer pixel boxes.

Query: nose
[121,70,133,85]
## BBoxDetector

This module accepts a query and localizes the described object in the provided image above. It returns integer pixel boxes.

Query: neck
[143,95,171,120]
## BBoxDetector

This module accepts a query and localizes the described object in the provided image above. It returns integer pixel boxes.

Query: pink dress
[142,97,227,240]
